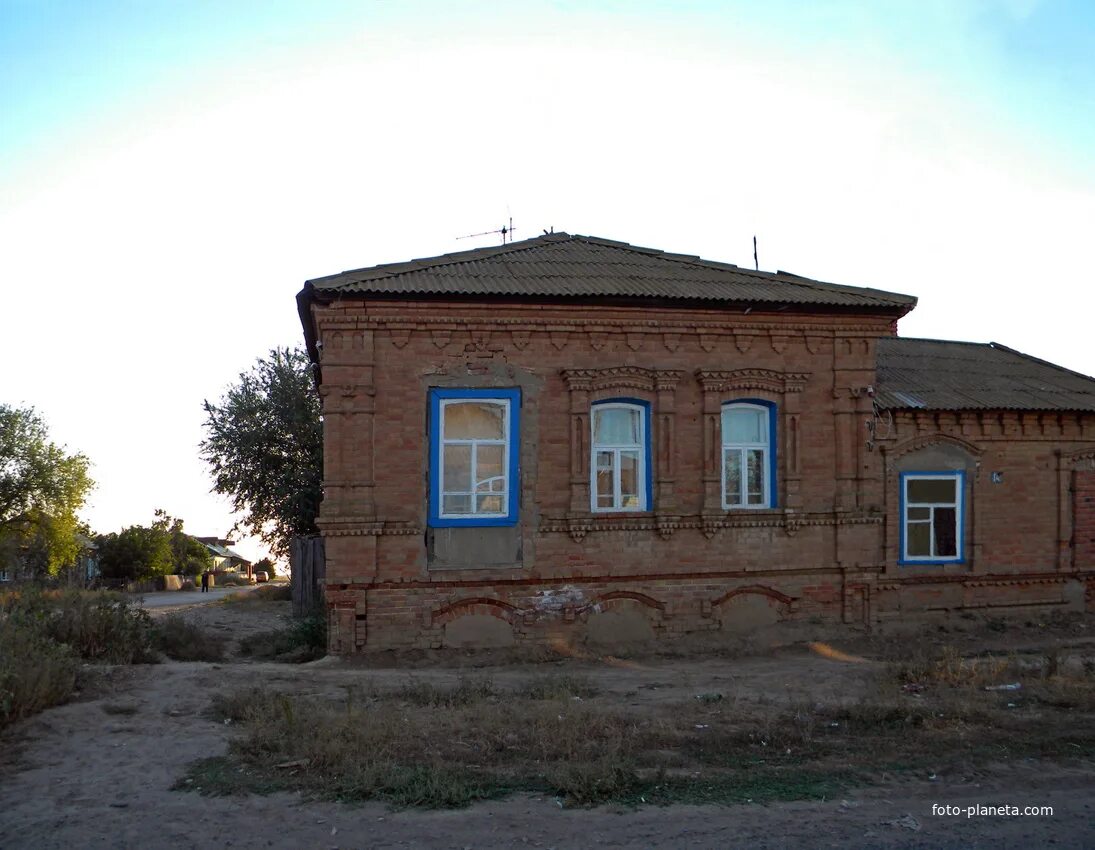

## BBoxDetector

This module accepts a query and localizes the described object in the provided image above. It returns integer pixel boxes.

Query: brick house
[297,233,1095,654]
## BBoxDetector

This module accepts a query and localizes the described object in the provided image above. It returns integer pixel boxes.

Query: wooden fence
[290,534,326,617]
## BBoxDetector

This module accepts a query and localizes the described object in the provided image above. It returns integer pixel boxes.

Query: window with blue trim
[900,471,964,563]
[428,388,519,527]
[591,400,650,512]
[722,401,776,509]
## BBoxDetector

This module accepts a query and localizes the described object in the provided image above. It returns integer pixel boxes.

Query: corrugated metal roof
[305,233,916,310]
[876,338,1095,412]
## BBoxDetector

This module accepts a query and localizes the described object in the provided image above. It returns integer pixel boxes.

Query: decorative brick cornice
[561,366,683,394]
[695,368,809,395]
[316,314,890,335]
[882,432,984,461]
[540,510,882,538]
[1058,445,1095,469]
[317,517,421,537]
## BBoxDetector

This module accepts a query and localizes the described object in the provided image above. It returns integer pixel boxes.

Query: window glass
[724,450,742,505]
[591,404,646,511]
[907,521,931,556]
[442,494,471,515]
[746,449,765,505]
[444,402,505,440]
[907,478,956,503]
[619,451,640,507]
[432,391,516,524]
[722,407,764,443]
[594,407,640,445]
[476,494,504,514]
[595,450,614,509]
[442,444,471,492]
[933,507,957,556]
[475,445,504,491]
[721,403,772,509]
[901,473,962,562]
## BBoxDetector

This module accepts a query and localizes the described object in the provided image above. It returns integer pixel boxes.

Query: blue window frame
[899,471,965,565]
[428,388,520,528]
[721,399,777,509]
[590,398,653,512]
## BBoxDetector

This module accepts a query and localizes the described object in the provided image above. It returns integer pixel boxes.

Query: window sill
[428,517,518,529]
[898,558,965,566]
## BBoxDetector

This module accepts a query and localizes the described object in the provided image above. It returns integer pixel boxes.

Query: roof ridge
[307,232,574,285]
[309,233,914,306]
[564,235,915,305]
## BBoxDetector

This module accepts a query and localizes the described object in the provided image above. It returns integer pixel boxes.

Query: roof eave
[305,287,915,316]
[296,282,322,385]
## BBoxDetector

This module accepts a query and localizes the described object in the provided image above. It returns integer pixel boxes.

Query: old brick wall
[312,298,1095,652]
[1074,469,1095,568]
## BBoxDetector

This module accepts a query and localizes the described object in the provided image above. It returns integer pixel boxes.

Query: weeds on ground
[515,673,599,700]
[393,677,497,707]
[0,616,78,729]
[180,649,1095,811]
[154,614,228,662]
[237,613,326,663]
[183,676,862,808]
[1,587,157,664]
[222,585,291,604]
[0,587,163,728]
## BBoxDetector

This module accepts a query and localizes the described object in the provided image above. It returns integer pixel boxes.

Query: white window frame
[438,397,511,520]
[901,471,964,563]
[590,402,647,513]
[721,402,771,510]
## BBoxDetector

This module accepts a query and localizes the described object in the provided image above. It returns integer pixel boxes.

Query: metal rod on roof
[457,218,517,245]
[753,235,759,271]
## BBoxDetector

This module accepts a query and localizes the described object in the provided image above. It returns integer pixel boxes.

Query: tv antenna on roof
[458,216,516,245]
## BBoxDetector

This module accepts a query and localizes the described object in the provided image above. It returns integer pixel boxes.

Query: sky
[2,0,1093,563]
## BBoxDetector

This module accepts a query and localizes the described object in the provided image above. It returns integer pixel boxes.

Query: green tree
[0,405,93,575]
[97,511,213,582]
[200,347,322,557]
[153,509,213,576]
[96,524,175,582]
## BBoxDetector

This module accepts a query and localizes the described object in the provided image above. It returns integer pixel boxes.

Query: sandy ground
[1,599,1093,849]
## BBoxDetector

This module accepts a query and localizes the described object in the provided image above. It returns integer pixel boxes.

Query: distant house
[195,536,253,578]
[72,533,100,585]
[0,529,99,586]
[296,232,1095,654]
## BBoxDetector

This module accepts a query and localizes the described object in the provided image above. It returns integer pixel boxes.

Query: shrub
[154,614,228,662]
[0,617,78,729]
[237,614,326,662]
[2,587,157,664]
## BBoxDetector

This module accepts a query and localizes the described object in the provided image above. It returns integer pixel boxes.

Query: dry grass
[154,614,228,662]
[222,585,291,604]
[178,644,1095,809]
[237,614,326,663]
[1,587,158,664]
[0,617,78,729]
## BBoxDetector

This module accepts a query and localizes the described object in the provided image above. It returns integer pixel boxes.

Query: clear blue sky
[2,1,1093,558]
